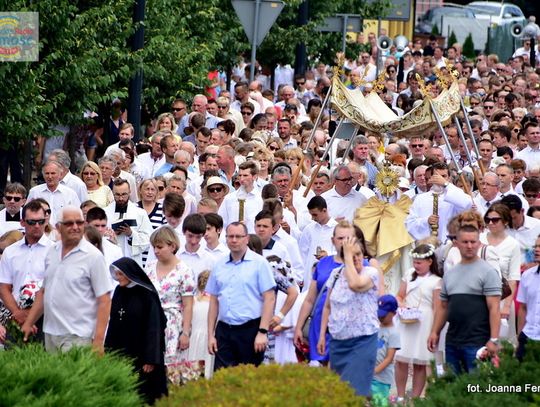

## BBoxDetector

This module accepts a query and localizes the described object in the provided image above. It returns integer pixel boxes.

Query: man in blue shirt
[207,222,276,369]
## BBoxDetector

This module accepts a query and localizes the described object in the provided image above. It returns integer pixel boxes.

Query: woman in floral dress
[145,226,195,370]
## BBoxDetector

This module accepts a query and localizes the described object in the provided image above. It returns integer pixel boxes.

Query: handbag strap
[309,266,343,319]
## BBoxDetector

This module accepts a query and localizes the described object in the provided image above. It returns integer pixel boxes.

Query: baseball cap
[378,294,398,318]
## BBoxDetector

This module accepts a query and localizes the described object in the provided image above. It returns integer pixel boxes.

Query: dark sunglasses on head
[25,219,46,226]
[4,195,22,202]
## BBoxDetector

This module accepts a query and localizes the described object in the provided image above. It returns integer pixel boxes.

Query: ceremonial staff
[303,117,346,197]
[454,116,482,190]
[289,84,332,194]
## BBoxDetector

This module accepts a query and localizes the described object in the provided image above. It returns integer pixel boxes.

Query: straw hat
[202,176,230,196]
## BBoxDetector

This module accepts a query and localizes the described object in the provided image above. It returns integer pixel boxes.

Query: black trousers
[516,331,535,362]
[214,318,264,370]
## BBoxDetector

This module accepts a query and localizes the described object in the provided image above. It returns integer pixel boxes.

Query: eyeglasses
[470,101,480,106]
[25,219,46,226]
[484,217,502,224]
[335,177,353,182]
[4,195,23,202]
[82,172,97,176]
[157,186,165,191]
[269,145,279,151]
[241,111,252,116]
[208,187,223,193]
[172,107,185,112]
[525,193,538,198]
[59,220,85,227]
[484,105,494,109]
[44,209,52,215]
[513,128,520,133]
[226,234,247,240]
[217,105,228,109]
[113,192,130,197]
[296,81,305,85]
[411,144,424,148]
[446,234,457,241]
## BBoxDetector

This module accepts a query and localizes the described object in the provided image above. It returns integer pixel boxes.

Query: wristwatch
[443,181,450,188]
[489,337,499,344]
[258,328,269,335]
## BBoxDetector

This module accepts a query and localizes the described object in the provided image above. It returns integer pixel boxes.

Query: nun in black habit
[105,257,168,405]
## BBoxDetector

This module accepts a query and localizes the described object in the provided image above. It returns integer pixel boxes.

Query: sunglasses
[484,217,502,224]
[4,195,23,202]
[269,145,279,151]
[158,186,165,191]
[217,105,228,109]
[172,107,185,112]
[59,220,85,227]
[446,234,457,241]
[82,172,97,176]
[208,187,223,193]
[25,219,46,226]
[525,193,538,198]
[241,111,252,115]
[44,208,52,215]
[296,81,305,85]
[411,144,424,148]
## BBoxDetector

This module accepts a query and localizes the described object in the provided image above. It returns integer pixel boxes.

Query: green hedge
[0,344,142,407]
[416,342,540,406]
[157,363,364,406]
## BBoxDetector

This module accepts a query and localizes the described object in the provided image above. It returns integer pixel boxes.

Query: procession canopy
[330,75,462,137]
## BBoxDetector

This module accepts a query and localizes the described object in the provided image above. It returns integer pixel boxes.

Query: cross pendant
[118,308,126,320]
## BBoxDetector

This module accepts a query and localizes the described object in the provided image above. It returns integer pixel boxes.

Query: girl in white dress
[187,270,215,378]
[395,244,442,400]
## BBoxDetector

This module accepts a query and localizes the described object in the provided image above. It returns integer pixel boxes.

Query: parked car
[466,1,525,27]
[416,6,476,34]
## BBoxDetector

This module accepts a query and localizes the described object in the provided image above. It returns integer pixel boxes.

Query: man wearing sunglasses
[0,182,26,236]
[0,200,53,336]
[22,205,112,354]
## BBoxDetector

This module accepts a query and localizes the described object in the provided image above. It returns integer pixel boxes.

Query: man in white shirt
[27,161,81,225]
[406,162,472,242]
[85,207,123,267]
[47,149,88,203]
[0,200,53,331]
[516,235,540,361]
[298,196,338,287]
[138,132,166,179]
[501,195,540,268]
[230,82,261,115]
[178,214,213,281]
[517,123,540,170]
[203,213,229,262]
[321,165,367,222]
[0,182,26,236]
[218,160,263,234]
[255,211,290,265]
[473,172,502,216]
[277,118,297,150]
[105,179,153,267]
[22,206,112,353]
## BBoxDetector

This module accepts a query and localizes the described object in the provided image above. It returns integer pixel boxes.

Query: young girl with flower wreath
[394,243,443,401]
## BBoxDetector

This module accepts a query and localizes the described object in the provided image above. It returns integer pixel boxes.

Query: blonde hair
[80,161,105,187]
[150,225,180,253]
[156,112,176,131]
[198,270,210,292]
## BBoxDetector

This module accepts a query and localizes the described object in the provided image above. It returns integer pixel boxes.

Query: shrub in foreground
[416,341,540,406]
[158,363,364,406]
[0,344,141,407]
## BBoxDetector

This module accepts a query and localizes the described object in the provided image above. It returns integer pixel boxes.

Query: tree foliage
[463,33,476,60]
[0,0,389,148]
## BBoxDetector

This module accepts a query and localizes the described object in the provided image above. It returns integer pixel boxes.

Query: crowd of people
[1,32,540,405]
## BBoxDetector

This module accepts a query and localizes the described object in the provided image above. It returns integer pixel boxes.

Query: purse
[398,280,423,324]
[480,245,512,300]
[301,267,342,340]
